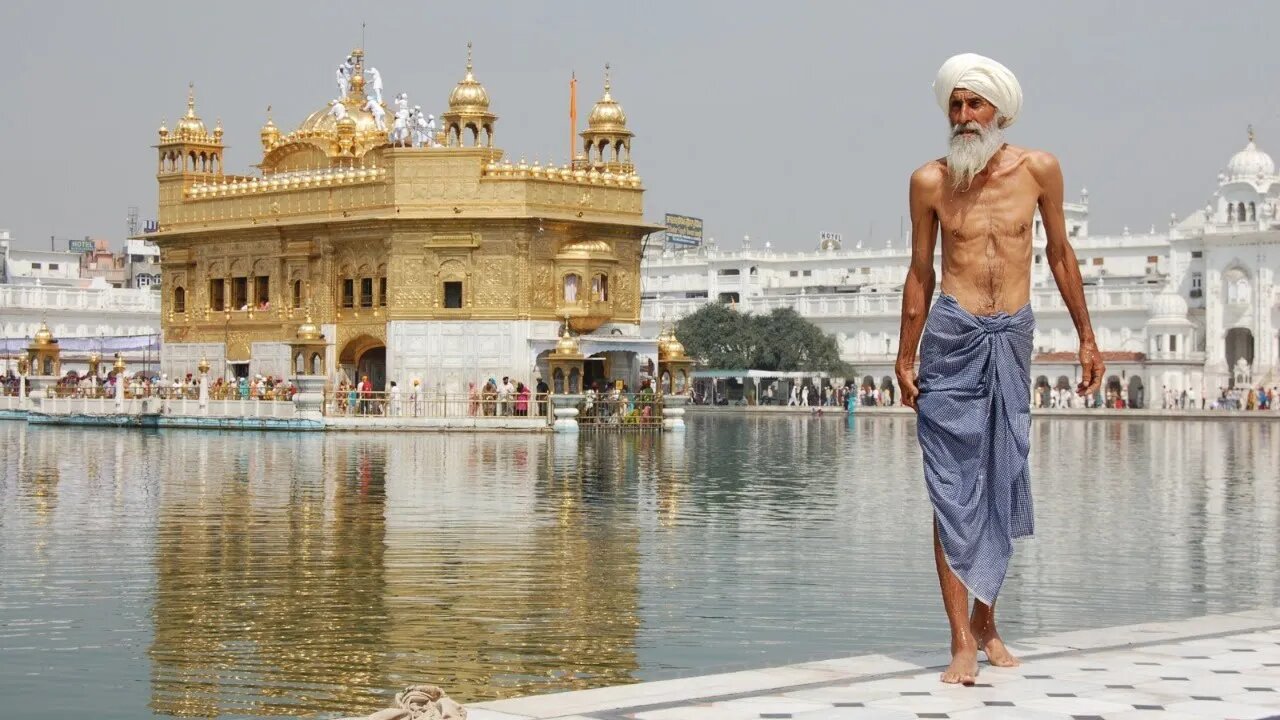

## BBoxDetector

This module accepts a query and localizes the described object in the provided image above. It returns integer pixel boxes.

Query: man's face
[948,89,999,135]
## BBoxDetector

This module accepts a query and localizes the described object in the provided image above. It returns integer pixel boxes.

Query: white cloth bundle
[933,53,1022,127]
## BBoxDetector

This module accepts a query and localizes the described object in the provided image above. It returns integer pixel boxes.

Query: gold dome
[658,326,687,361]
[173,83,208,138]
[293,96,389,144]
[32,321,55,346]
[554,325,582,356]
[260,108,280,150]
[588,65,628,131]
[448,42,491,112]
[296,315,323,341]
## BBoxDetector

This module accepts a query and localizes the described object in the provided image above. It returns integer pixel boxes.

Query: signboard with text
[68,239,94,253]
[665,213,703,247]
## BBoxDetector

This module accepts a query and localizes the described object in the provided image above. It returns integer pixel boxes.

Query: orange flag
[569,72,578,162]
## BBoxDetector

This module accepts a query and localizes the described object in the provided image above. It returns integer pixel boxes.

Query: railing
[28,393,298,418]
[42,384,295,402]
[324,390,553,421]
[0,285,161,313]
[575,392,664,429]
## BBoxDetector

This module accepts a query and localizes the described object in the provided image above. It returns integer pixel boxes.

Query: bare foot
[979,634,1021,667]
[941,646,979,685]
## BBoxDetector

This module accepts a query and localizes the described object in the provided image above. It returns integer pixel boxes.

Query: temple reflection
[146,432,643,717]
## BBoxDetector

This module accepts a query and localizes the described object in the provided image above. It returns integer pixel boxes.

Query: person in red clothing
[359,374,373,415]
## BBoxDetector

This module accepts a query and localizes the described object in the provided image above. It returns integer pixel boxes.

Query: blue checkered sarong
[916,293,1035,605]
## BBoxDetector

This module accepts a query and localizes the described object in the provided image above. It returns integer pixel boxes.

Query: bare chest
[938,177,1039,246]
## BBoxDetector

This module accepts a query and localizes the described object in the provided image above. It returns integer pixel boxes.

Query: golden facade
[152,47,658,388]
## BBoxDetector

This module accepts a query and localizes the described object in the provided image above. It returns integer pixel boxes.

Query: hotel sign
[665,213,703,247]
[68,239,94,253]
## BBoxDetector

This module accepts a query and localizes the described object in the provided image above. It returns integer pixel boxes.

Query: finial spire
[1248,124,1255,143]
[266,104,272,121]
[604,62,611,94]
[466,41,473,72]
[186,82,196,117]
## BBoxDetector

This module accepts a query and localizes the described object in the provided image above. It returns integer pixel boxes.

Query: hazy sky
[2,1,1277,252]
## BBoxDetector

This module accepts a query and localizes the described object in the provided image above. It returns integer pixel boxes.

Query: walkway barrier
[575,392,665,430]
[324,390,553,422]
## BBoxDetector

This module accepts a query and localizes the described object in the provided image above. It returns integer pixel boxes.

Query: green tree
[673,303,759,369]
[674,304,852,375]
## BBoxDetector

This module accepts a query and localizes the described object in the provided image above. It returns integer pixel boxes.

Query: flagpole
[569,71,578,164]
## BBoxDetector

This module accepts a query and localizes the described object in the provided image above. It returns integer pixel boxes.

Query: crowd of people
[330,375,553,418]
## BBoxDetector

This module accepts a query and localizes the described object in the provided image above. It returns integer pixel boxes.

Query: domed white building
[641,127,1280,406]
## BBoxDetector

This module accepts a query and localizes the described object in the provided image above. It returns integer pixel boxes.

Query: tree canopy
[673,304,852,375]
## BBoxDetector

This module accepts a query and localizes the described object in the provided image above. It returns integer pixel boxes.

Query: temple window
[173,287,186,314]
[359,277,374,308]
[563,274,581,303]
[341,279,355,308]
[232,277,248,309]
[292,280,302,309]
[378,277,388,307]
[444,281,463,308]
[1249,202,1256,221]
[591,273,609,301]
[209,279,225,310]
[254,276,270,308]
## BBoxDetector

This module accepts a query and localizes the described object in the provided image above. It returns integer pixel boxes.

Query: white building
[641,131,1280,406]
[0,232,162,376]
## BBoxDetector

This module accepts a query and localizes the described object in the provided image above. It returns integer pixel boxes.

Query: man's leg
[970,599,1020,667]
[933,518,978,684]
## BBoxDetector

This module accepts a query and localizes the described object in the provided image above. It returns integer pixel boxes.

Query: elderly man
[896,53,1104,685]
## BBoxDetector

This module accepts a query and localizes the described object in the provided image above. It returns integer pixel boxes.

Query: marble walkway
[468,607,1280,720]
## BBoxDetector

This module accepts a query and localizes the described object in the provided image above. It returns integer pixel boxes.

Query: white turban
[934,53,1022,128]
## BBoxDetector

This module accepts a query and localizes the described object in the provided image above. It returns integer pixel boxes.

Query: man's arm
[1033,152,1105,396]
[895,165,941,410]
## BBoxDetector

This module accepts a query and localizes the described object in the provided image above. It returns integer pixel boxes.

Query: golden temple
[151,46,660,391]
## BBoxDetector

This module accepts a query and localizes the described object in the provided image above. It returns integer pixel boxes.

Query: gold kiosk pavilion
[151,47,661,393]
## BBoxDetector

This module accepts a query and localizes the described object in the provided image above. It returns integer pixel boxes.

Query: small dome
[448,43,490,112]
[587,66,628,131]
[1226,127,1274,179]
[158,118,168,139]
[173,84,208,138]
[819,236,841,251]
[554,326,581,356]
[260,112,280,150]
[1149,285,1188,321]
[296,315,323,341]
[657,326,687,361]
[32,321,55,346]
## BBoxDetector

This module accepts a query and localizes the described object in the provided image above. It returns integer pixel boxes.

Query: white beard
[946,121,1005,191]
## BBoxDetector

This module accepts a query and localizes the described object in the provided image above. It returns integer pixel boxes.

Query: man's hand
[896,362,919,411]
[1076,340,1104,396]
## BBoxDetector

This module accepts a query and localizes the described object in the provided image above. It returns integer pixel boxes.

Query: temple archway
[1225,327,1254,377]
[1105,375,1123,407]
[339,335,386,391]
[1126,375,1145,409]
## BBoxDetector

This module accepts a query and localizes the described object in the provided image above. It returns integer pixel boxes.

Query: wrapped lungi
[916,294,1035,605]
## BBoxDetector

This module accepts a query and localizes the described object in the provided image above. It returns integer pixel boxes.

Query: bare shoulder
[1015,146,1062,180]
[910,159,946,193]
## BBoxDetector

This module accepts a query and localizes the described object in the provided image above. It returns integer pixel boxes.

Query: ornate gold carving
[532,266,554,308]
[473,257,511,308]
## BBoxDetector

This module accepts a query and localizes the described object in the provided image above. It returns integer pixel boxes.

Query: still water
[0,416,1277,718]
